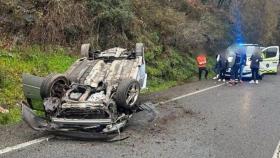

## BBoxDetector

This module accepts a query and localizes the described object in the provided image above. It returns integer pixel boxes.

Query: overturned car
[22,43,148,138]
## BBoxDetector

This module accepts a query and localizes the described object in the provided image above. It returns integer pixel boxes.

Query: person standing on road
[213,54,221,80]
[218,53,228,82]
[196,54,208,80]
[229,52,241,85]
[238,49,247,83]
[249,51,263,84]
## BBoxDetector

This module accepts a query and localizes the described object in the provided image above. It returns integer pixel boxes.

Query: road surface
[1,75,280,158]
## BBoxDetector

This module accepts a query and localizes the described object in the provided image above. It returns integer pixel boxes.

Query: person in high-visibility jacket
[196,54,209,80]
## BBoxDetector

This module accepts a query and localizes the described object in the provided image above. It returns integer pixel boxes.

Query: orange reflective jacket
[196,55,207,68]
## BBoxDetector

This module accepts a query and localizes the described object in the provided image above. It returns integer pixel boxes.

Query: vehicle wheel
[81,43,94,59]
[115,79,140,109]
[135,43,144,56]
[40,74,69,99]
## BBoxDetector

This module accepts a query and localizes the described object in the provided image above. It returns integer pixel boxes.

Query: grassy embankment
[0,46,76,124]
[0,46,215,124]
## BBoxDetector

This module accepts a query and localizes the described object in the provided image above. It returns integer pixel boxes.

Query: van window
[242,46,261,57]
[263,48,277,58]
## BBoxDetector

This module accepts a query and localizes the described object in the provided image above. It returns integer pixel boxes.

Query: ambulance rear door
[260,46,279,74]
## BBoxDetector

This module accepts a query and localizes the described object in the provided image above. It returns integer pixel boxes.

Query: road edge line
[0,135,54,155]
[161,83,225,104]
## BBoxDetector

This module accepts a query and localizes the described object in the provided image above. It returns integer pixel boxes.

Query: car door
[22,74,44,110]
[260,46,279,74]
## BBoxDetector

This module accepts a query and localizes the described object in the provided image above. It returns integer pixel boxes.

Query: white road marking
[0,136,54,155]
[273,140,280,158]
[160,83,225,104]
[0,83,224,155]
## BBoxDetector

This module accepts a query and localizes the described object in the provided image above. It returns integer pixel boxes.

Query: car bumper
[224,68,252,78]
[21,102,127,139]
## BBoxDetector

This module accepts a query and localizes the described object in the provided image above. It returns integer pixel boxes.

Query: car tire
[115,79,140,109]
[40,74,69,99]
[81,43,94,59]
[135,43,144,56]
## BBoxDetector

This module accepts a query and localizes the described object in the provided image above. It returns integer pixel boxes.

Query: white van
[225,44,279,78]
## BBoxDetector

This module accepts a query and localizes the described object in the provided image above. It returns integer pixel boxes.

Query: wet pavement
[1,75,280,158]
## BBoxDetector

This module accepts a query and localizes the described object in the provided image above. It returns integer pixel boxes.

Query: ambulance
[225,44,279,78]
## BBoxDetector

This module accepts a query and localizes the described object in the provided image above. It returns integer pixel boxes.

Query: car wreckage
[22,43,153,138]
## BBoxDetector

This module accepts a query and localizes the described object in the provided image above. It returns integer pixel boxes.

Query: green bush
[145,46,209,93]
[87,0,135,48]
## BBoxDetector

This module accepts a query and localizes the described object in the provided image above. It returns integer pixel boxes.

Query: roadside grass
[0,46,77,124]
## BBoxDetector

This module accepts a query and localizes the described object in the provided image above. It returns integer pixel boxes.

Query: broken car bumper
[21,102,124,138]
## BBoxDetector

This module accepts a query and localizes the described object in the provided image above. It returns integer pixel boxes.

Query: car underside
[21,43,152,138]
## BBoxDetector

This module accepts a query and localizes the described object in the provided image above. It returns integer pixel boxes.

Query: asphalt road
[1,75,280,158]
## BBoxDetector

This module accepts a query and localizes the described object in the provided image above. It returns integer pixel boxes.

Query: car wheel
[115,79,140,109]
[81,43,94,59]
[40,74,69,99]
[135,43,144,56]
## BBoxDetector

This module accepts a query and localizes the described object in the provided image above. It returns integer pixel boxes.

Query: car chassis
[21,43,151,139]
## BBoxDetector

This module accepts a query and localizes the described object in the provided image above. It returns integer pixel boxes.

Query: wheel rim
[50,80,67,98]
[126,83,139,106]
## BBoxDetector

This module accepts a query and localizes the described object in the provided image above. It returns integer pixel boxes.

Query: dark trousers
[199,67,208,80]
[230,65,239,80]
[238,65,244,81]
[251,68,259,81]
[219,69,226,80]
